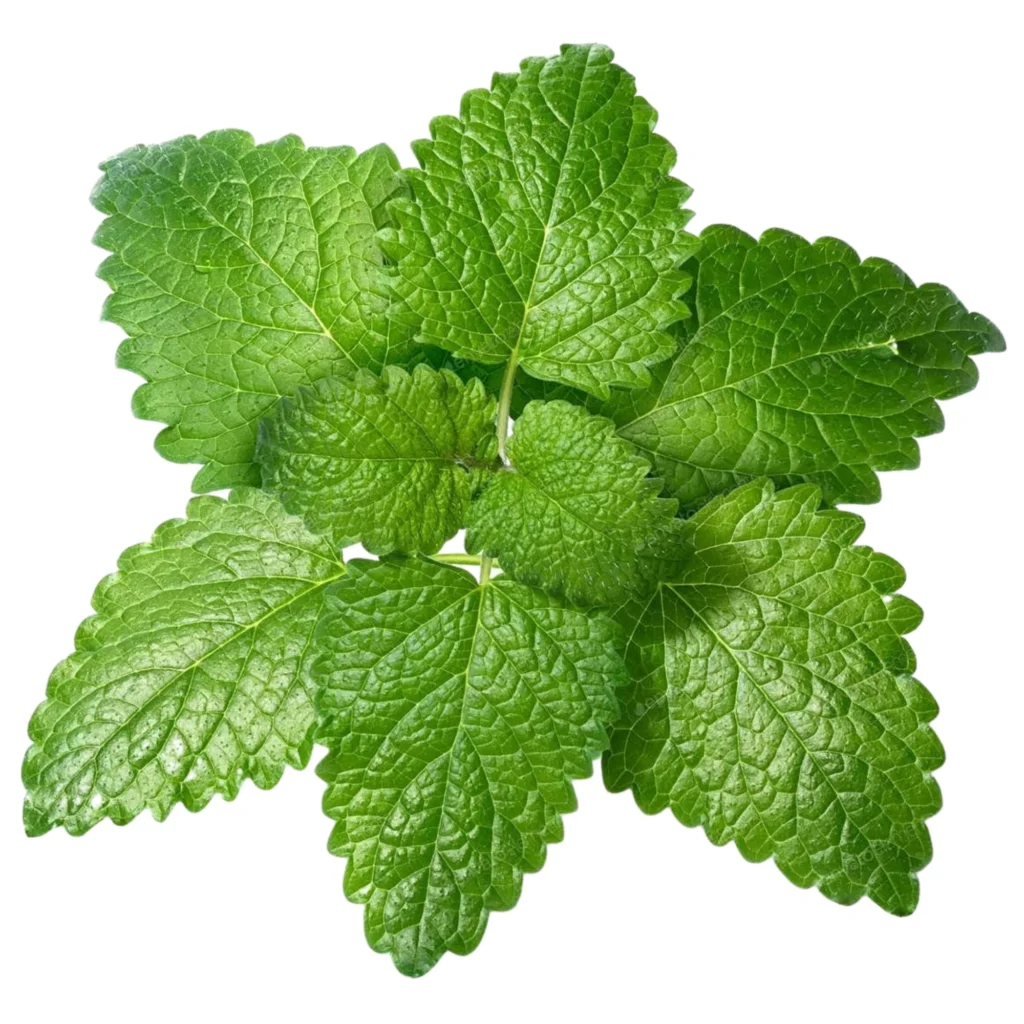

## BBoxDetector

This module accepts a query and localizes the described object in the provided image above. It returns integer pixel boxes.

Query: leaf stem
[433,553,483,565]
[495,350,519,462]
[479,556,493,583]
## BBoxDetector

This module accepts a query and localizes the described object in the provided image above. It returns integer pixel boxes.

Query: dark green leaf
[466,401,678,605]
[605,480,942,914]
[612,226,1003,508]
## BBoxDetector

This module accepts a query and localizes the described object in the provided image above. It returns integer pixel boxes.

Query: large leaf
[23,488,344,835]
[604,480,942,914]
[466,400,678,605]
[379,43,697,397]
[314,557,625,975]
[257,365,498,554]
[613,226,1004,509]
[93,131,415,491]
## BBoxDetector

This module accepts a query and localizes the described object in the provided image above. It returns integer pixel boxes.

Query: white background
[1,1,1020,1020]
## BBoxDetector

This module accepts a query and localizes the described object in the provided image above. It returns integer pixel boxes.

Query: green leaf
[93,131,416,492]
[604,480,942,914]
[314,557,625,975]
[614,226,1004,509]
[379,43,697,398]
[257,365,498,554]
[23,488,344,836]
[466,400,679,605]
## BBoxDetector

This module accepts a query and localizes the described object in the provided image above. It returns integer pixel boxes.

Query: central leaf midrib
[365,583,487,922]
[630,336,903,431]
[510,58,590,357]
[622,269,916,431]
[372,583,577,934]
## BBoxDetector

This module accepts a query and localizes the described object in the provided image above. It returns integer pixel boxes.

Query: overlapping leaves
[611,225,1004,509]
[257,366,498,554]
[23,41,1005,979]
[466,400,679,604]
[93,131,415,491]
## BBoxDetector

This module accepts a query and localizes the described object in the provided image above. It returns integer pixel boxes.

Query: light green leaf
[314,557,625,976]
[93,131,416,492]
[379,43,697,398]
[466,400,679,605]
[614,226,1004,509]
[23,488,344,836]
[257,365,498,554]
[604,480,942,914]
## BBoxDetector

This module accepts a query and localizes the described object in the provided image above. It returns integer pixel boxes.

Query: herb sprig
[22,43,1003,977]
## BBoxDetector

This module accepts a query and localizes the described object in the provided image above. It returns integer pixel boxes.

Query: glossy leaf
[379,43,697,397]
[94,131,415,491]
[23,489,344,835]
[605,480,942,913]
[258,366,498,554]
[466,400,678,605]
[315,557,625,975]
[610,226,1003,508]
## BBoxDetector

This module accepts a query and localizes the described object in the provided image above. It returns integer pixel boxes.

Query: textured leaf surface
[604,480,942,913]
[379,43,697,397]
[23,489,344,836]
[466,401,678,605]
[614,226,1004,509]
[315,557,625,975]
[258,366,498,554]
[94,131,414,491]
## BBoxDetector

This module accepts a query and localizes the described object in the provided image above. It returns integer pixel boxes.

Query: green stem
[432,553,483,565]
[484,320,526,580]
[495,350,519,462]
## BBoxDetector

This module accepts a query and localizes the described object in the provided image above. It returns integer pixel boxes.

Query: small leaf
[257,366,499,554]
[23,489,344,836]
[613,226,1004,509]
[605,479,942,914]
[93,131,416,491]
[315,557,625,975]
[379,43,697,397]
[466,401,679,605]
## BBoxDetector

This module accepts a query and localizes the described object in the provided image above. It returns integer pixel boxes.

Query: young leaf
[257,365,498,554]
[23,489,344,836]
[314,557,625,976]
[465,401,679,605]
[614,226,1004,509]
[93,131,415,492]
[379,43,697,398]
[604,480,942,914]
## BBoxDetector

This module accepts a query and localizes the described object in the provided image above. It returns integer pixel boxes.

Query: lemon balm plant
[22,44,1003,977]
